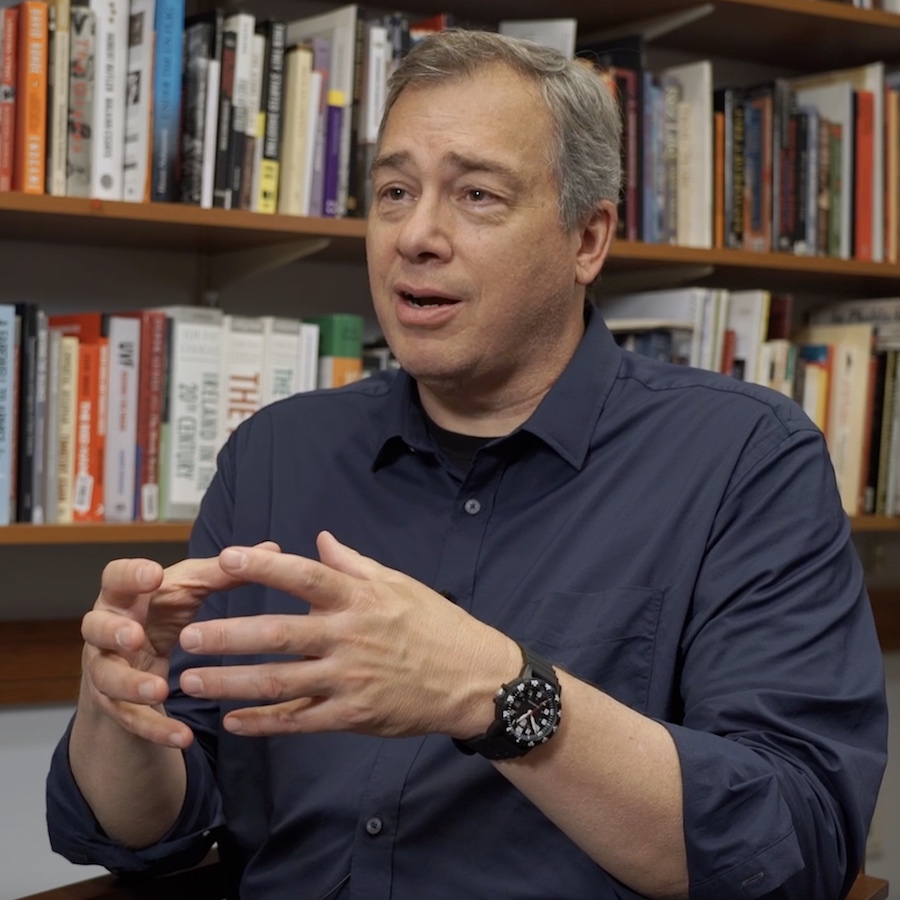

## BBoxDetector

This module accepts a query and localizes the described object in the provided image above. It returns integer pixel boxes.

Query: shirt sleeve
[668,423,887,899]
[44,440,240,877]
[45,715,223,876]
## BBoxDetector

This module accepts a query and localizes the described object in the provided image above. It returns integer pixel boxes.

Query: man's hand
[179,531,520,740]
[78,547,275,748]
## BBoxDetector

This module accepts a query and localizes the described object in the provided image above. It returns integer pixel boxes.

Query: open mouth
[401,291,456,308]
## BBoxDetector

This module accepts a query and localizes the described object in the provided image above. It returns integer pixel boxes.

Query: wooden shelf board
[0,523,192,545]
[0,194,368,262]
[395,0,900,69]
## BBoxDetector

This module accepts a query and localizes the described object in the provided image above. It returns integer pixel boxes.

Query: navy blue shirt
[48,308,887,899]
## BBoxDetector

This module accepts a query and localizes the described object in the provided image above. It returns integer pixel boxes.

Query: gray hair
[376,28,622,232]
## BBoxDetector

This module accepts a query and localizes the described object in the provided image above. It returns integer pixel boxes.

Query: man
[48,29,886,900]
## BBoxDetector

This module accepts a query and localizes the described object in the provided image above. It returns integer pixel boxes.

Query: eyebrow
[370,150,528,193]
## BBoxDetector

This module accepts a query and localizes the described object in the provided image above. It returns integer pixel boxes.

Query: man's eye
[385,187,406,201]
[466,189,491,202]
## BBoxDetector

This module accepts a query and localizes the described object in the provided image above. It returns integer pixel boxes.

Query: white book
[298,322,321,392]
[245,32,265,211]
[123,0,156,202]
[47,0,71,195]
[104,315,140,521]
[42,328,62,524]
[0,304,16,526]
[725,289,772,384]
[278,45,314,216]
[599,287,711,369]
[286,4,358,217]
[31,312,49,524]
[219,314,264,445]
[498,18,577,57]
[361,24,390,144]
[659,59,713,249]
[89,0,130,199]
[792,62,885,262]
[200,59,221,209]
[157,306,223,521]
[260,316,303,406]
[809,296,900,325]
[223,12,256,208]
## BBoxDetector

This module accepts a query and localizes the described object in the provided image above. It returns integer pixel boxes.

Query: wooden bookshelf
[0,522,192,545]
[5,192,900,298]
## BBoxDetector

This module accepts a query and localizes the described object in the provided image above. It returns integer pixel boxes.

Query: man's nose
[395,192,453,262]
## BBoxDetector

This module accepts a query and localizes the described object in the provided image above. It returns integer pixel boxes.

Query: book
[66,4,94,197]
[311,313,363,388]
[46,0,70,196]
[181,16,214,205]
[42,326,62,523]
[72,340,107,522]
[103,315,140,521]
[31,310,48,522]
[0,304,16,526]
[157,306,223,521]
[54,333,79,523]
[298,321,320,392]
[0,6,17,192]
[123,0,156,203]
[13,0,48,195]
[88,0,128,199]
[259,316,302,405]
[286,4,359,218]
[238,28,265,210]
[277,44,315,216]
[219,313,264,443]
[212,28,236,209]
[322,89,345,217]
[150,0,184,201]
[223,11,255,210]
[255,20,286,214]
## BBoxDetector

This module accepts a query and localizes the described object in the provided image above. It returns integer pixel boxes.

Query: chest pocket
[513,587,664,715]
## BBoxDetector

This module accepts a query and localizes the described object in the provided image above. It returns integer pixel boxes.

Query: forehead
[379,64,556,166]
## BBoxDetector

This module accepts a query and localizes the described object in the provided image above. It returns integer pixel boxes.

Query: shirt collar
[372,306,621,471]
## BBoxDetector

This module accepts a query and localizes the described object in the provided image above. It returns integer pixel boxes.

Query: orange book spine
[73,340,107,522]
[12,0,47,194]
[0,6,18,191]
[854,89,874,261]
[714,109,725,249]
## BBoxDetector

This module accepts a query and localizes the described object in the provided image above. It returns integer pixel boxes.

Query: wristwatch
[453,643,562,760]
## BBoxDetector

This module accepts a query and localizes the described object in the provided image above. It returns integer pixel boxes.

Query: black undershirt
[426,418,497,473]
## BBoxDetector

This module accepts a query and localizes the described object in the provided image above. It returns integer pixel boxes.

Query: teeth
[404,293,443,308]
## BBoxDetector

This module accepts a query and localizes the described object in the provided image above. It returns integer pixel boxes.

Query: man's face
[366,64,609,412]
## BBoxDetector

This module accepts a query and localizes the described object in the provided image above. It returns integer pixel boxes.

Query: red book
[853,89,874,261]
[0,6,18,191]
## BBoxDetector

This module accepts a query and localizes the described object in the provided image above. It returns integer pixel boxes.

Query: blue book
[151,0,186,201]
[0,304,15,526]
[322,90,344,218]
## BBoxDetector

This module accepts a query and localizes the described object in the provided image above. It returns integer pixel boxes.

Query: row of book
[0,305,367,526]
[601,288,900,518]
[0,0,553,218]
[586,31,900,262]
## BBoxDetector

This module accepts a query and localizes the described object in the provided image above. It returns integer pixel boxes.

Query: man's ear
[575,200,617,286]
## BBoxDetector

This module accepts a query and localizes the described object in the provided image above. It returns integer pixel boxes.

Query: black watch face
[500,677,561,748]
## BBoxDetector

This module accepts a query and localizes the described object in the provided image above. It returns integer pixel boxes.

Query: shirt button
[365,817,383,836]
[464,498,481,515]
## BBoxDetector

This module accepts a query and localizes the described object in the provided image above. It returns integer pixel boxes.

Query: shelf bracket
[197,237,332,306]
[595,263,716,297]
[578,3,715,45]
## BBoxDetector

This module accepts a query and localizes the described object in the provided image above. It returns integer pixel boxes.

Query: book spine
[180,21,212,205]
[238,30,264,210]
[0,305,15,526]
[0,7,18,192]
[123,0,156,203]
[224,12,254,209]
[151,0,185,202]
[298,322,320,392]
[47,0,70,196]
[212,30,236,209]
[160,308,222,521]
[200,59,221,209]
[89,0,128,200]
[31,310,48,523]
[55,334,79,523]
[15,304,38,521]
[42,327,61,523]
[73,341,104,522]
[132,310,166,522]
[256,20,285,214]
[260,316,302,405]
[13,0,48,195]
[276,45,312,216]
[66,6,94,197]
[219,314,264,443]
[322,89,344,217]
[103,315,140,521]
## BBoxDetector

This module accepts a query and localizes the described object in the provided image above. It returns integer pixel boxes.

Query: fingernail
[115,627,131,648]
[220,548,247,570]
[182,673,203,694]
[181,627,201,650]
[224,717,243,733]
[138,681,158,701]
[169,732,188,749]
